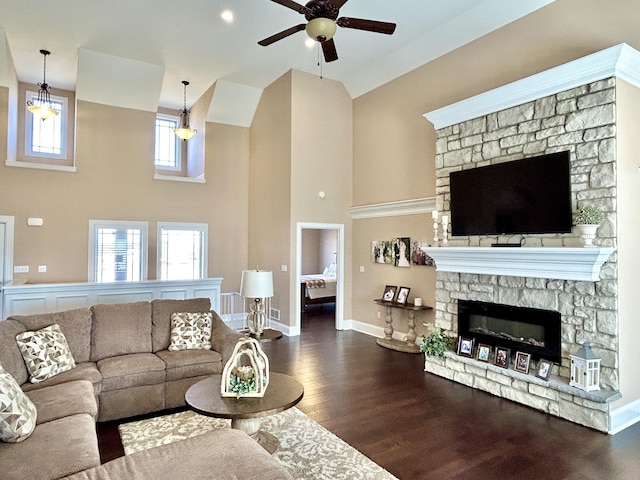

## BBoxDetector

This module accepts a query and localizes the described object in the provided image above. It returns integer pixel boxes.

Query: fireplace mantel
[422,247,615,281]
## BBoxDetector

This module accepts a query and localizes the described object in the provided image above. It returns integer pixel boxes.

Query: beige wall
[0,98,249,291]
[301,229,320,275]
[350,0,640,335]
[613,79,640,410]
[249,70,352,326]
[249,71,292,319]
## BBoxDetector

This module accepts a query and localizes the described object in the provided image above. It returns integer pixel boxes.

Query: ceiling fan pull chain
[317,42,324,79]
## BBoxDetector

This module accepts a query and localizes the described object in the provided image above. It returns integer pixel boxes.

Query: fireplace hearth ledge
[422,247,615,282]
[427,352,621,404]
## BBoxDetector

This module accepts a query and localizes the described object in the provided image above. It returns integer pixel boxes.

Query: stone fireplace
[457,300,562,363]
[419,45,640,432]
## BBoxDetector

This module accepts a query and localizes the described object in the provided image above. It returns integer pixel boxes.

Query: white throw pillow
[16,323,76,383]
[0,363,37,442]
[169,312,213,351]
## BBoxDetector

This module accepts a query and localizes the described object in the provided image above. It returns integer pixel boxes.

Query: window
[157,222,208,280]
[155,114,181,171]
[25,90,68,159]
[88,220,148,283]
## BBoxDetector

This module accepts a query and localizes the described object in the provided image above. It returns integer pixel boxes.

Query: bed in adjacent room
[300,263,337,311]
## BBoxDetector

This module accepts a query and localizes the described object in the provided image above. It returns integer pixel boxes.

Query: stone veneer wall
[427,78,619,431]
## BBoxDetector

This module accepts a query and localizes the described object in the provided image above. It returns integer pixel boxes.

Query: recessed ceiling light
[220,10,234,23]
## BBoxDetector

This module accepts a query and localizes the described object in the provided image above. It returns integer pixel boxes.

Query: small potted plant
[419,326,457,358]
[573,204,605,247]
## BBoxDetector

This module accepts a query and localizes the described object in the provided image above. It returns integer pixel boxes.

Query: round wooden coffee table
[185,372,304,454]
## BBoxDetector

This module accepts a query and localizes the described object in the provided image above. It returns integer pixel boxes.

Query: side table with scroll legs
[373,299,433,353]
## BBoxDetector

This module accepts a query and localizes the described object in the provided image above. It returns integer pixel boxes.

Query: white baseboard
[609,399,640,434]
[348,319,417,344]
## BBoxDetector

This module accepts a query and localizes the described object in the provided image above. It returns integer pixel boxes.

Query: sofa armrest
[209,311,243,365]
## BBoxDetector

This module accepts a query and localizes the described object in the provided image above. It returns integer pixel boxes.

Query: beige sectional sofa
[0,298,292,480]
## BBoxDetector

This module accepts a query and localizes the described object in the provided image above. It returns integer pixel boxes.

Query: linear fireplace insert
[457,300,561,363]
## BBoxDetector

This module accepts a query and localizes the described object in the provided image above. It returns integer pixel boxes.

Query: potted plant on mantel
[573,204,605,247]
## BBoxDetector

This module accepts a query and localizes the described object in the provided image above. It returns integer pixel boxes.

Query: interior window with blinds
[89,220,148,282]
[158,223,208,280]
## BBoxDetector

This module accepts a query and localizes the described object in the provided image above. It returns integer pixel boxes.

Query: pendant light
[26,50,59,120]
[174,80,197,141]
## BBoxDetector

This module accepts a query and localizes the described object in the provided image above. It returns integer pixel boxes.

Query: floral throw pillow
[16,323,76,383]
[0,363,37,442]
[168,312,213,351]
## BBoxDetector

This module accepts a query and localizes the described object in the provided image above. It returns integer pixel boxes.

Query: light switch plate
[14,265,28,273]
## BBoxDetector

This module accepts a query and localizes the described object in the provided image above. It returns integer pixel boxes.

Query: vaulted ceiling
[0,0,554,124]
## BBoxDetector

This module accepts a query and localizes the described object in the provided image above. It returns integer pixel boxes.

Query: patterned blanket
[305,279,326,289]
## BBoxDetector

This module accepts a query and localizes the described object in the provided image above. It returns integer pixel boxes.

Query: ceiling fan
[258,0,396,63]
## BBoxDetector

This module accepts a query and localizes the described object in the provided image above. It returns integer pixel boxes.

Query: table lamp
[240,269,274,337]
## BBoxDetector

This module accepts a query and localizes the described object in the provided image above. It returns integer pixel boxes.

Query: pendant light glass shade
[174,80,197,141]
[27,50,59,120]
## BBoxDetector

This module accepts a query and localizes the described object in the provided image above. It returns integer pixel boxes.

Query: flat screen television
[449,151,572,236]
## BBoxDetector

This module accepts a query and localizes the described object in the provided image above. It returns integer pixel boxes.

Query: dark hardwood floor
[98,305,640,479]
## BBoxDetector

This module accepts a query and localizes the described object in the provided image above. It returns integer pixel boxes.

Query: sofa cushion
[16,323,77,383]
[0,319,28,385]
[91,302,152,362]
[26,379,98,424]
[60,428,292,480]
[10,308,93,364]
[98,353,166,391]
[20,362,102,395]
[151,298,211,352]
[0,364,37,443]
[156,349,222,381]
[0,413,100,480]
[168,311,212,351]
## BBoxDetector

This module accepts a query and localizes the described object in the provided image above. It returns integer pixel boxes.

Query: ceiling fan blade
[336,17,396,35]
[322,38,338,63]
[269,0,307,14]
[328,0,349,8]
[258,24,306,46]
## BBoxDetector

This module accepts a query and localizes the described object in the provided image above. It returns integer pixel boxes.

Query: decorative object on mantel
[441,215,449,246]
[221,337,269,398]
[418,326,456,358]
[570,342,601,392]
[432,210,439,244]
[573,204,605,247]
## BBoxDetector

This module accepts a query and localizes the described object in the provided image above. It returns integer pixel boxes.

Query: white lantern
[221,337,269,398]
[569,342,601,392]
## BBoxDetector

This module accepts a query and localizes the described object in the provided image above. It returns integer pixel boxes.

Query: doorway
[0,215,15,319]
[296,222,344,332]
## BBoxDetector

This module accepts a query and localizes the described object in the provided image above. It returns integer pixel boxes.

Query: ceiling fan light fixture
[306,17,336,42]
[27,49,59,120]
[174,80,197,141]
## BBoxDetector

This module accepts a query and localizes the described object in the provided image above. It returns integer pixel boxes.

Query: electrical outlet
[281,265,287,272]
[14,265,29,273]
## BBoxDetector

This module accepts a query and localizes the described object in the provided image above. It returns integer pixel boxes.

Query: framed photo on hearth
[494,346,510,368]
[382,285,397,302]
[457,337,474,358]
[395,286,410,305]
[514,351,531,374]
[536,359,553,381]
[476,343,492,363]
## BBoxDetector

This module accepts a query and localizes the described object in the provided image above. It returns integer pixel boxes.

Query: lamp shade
[240,270,274,298]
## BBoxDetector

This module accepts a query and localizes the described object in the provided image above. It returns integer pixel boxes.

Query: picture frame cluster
[381,285,411,305]
[456,336,553,380]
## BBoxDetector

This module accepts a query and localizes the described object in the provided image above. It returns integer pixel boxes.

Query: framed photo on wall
[514,352,532,374]
[395,286,410,305]
[382,285,397,302]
